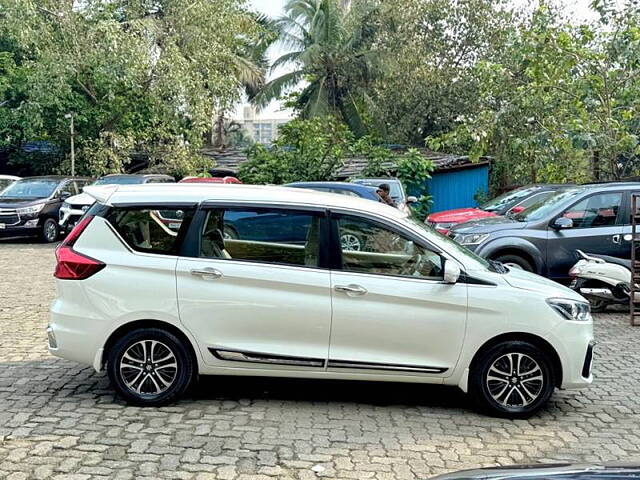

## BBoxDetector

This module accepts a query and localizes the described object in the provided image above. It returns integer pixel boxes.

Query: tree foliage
[0,0,262,177]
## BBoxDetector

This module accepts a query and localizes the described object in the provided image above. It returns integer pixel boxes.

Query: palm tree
[212,13,278,148]
[253,0,380,136]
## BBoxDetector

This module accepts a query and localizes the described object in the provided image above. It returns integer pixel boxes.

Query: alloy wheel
[485,352,544,407]
[44,220,58,242]
[340,233,362,251]
[119,340,178,396]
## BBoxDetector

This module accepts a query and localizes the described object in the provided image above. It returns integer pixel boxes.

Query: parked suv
[49,184,593,417]
[0,176,91,242]
[449,182,640,281]
[59,174,174,234]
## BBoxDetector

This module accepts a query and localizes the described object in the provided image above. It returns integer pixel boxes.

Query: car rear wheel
[107,328,194,406]
[340,233,363,251]
[41,218,59,243]
[469,340,555,418]
[493,254,533,272]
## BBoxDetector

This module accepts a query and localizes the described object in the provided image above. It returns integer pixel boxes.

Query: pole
[69,114,75,176]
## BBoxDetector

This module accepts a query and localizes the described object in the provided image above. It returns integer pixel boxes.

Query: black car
[430,463,640,480]
[0,176,92,242]
[449,182,640,281]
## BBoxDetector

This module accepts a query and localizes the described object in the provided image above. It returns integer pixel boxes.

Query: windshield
[353,179,404,201]
[406,216,493,272]
[514,188,584,222]
[94,176,145,185]
[0,179,59,199]
[0,178,16,193]
[481,187,540,213]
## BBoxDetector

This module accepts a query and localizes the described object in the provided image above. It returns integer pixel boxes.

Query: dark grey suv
[449,182,640,281]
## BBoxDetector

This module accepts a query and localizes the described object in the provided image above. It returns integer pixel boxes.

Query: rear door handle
[190,267,223,280]
[334,284,367,296]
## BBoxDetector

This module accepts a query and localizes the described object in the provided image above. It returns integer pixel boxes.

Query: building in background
[233,105,291,145]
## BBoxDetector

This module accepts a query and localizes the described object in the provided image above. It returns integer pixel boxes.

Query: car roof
[352,177,401,183]
[15,175,91,181]
[86,183,405,219]
[0,175,20,180]
[287,181,375,190]
[102,173,172,178]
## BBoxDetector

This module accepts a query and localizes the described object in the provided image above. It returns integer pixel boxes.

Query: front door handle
[190,267,223,280]
[335,284,367,296]
[612,234,621,244]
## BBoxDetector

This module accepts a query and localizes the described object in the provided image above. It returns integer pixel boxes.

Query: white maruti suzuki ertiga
[48,184,594,418]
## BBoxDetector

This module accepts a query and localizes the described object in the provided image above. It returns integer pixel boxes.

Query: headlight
[547,298,592,322]
[455,233,489,245]
[16,203,44,215]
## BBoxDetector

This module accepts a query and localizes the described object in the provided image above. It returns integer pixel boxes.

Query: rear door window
[199,207,323,267]
[106,207,194,254]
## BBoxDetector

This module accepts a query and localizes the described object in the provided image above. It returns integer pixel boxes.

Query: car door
[327,212,467,377]
[546,191,625,280]
[176,204,333,370]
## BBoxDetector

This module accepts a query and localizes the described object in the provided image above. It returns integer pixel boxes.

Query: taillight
[54,215,105,280]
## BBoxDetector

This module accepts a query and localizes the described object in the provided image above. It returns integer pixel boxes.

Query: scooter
[569,249,635,312]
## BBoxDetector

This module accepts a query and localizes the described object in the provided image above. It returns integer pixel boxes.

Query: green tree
[253,0,381,136]
[0,0,262,177]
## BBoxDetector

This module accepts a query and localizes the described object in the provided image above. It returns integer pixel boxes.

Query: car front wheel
[41,218,59,243]
[107,328,194,406]
[469,340,555,418]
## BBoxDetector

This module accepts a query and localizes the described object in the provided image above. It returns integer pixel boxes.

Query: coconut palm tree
[253,0,380,136]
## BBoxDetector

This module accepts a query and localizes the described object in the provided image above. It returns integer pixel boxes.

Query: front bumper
[0,219,41,237]
[59,206,87,233]
[547,319,595,389]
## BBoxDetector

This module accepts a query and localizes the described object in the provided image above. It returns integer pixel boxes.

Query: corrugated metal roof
[202,146,490,178]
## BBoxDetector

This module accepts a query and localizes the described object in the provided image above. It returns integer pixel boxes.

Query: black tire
[493,254,534,272]
[469,340,556,419]
[107,328,194,406]
[40,218,59,243]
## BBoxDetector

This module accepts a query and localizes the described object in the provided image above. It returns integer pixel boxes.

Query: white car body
[0,174,20,193]
[58,191,94,228]
[49,184,594,414]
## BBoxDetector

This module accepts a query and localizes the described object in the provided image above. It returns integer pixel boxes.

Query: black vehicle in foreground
[430,463,640,480]
[449,182,640,282]
[0,176,92,242]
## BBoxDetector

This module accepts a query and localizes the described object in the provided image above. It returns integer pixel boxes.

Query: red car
[179,176,242,184]
[426,184,567,235]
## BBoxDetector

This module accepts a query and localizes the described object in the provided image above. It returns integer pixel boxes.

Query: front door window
[337,215,444,280]
[562,193,622,228]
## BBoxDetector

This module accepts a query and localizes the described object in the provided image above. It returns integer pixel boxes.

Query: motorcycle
[569,249,634,312]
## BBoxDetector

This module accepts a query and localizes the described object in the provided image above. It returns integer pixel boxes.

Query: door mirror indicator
[553,217,573,230]
[443,260,461,284]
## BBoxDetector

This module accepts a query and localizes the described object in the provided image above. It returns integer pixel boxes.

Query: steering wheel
[399,253,423,276]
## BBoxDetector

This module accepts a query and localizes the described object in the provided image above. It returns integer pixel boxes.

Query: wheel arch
[469,332,563,388]
[100,319,200,373]
[480,238,544,274]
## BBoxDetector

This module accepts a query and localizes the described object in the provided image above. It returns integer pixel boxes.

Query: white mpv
[49,184,594,417]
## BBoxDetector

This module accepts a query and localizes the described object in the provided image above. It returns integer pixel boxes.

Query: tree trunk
[592,150,600,181]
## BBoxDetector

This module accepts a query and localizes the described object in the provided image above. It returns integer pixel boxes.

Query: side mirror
[60,191,72,200]
[553,217,573,230]
[509,205,525,214]
[407,196,418,204]
[443,259,461,284]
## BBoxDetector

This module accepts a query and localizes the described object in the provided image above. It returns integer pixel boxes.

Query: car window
[514,191,555,210]
[337,215,444,280]
[106,207,193,254]
[481,187,539,213]
[146,177,174,183]
[59,181,78,197]
[200,207,322,268]
[328,188,360,197]
[562,192,622,228]
[0,179,60,199]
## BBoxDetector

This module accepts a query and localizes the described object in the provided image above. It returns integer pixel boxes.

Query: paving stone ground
[0,240,639,480]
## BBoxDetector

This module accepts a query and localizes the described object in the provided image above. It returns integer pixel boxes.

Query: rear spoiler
[82,185,118,206]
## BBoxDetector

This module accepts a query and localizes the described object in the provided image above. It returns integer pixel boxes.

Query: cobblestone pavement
[0,240,639,480]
